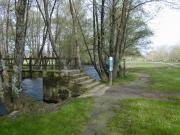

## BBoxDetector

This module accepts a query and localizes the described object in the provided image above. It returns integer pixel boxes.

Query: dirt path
[80,73,180,135]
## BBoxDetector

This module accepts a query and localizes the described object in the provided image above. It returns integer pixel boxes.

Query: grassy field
[127,62,168,69]
[0,98,93,135]
[108,99,180,135]
[143,67,180,92]
[128,62,180,92]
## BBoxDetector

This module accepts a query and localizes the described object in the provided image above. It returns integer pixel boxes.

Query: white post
[109,71,112,86]
[109,57,113,86]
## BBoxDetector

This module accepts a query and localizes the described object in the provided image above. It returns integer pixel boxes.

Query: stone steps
[84,81,100,89]
[74,76,90,83]
[80,85,109,98]
[79,79,95,85]
[69,73,86,79]
[61,69,109,97]
[88,84,106,93]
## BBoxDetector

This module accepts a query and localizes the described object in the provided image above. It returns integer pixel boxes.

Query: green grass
[113,73,136,85]
[101,72,136,86]
[108,99,180,135]
[147,68,180,92]
[167,96,180,101]
[127,62,168,69]
[131,67,180,92]
[0,98,93,135]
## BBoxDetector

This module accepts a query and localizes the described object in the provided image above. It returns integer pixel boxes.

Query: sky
[147,6,180,50]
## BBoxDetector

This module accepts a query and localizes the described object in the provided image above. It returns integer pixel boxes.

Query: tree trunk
[69,0,81,69]
[14,0,28,90]
[113,0,129,79]
[109,0,116,56]
[5,0,11,55]
[98,0,109,79]
[43,0,59,58]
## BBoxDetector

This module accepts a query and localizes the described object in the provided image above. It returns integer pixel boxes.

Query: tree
[5,0,11,54]
[69,0,81,68]
[13,0,29,97]
[35,0,60,57]
[88,0,165,79]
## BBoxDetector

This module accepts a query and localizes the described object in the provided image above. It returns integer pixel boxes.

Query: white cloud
[148,7,180,49]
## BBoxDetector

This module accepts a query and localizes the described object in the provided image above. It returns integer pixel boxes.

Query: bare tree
[35,0,59,57]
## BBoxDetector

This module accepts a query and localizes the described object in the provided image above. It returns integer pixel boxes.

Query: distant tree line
[146,45,180,62]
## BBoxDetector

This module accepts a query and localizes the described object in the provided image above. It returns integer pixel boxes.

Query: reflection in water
[82,65,100,81]
[22,78,43,101]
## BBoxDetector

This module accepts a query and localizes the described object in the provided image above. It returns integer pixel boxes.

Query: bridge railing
[3,56,78,71]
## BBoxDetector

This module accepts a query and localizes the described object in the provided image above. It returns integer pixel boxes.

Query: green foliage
[108,99,180,135]
[125,17,153,56]
[0,98,93,135]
